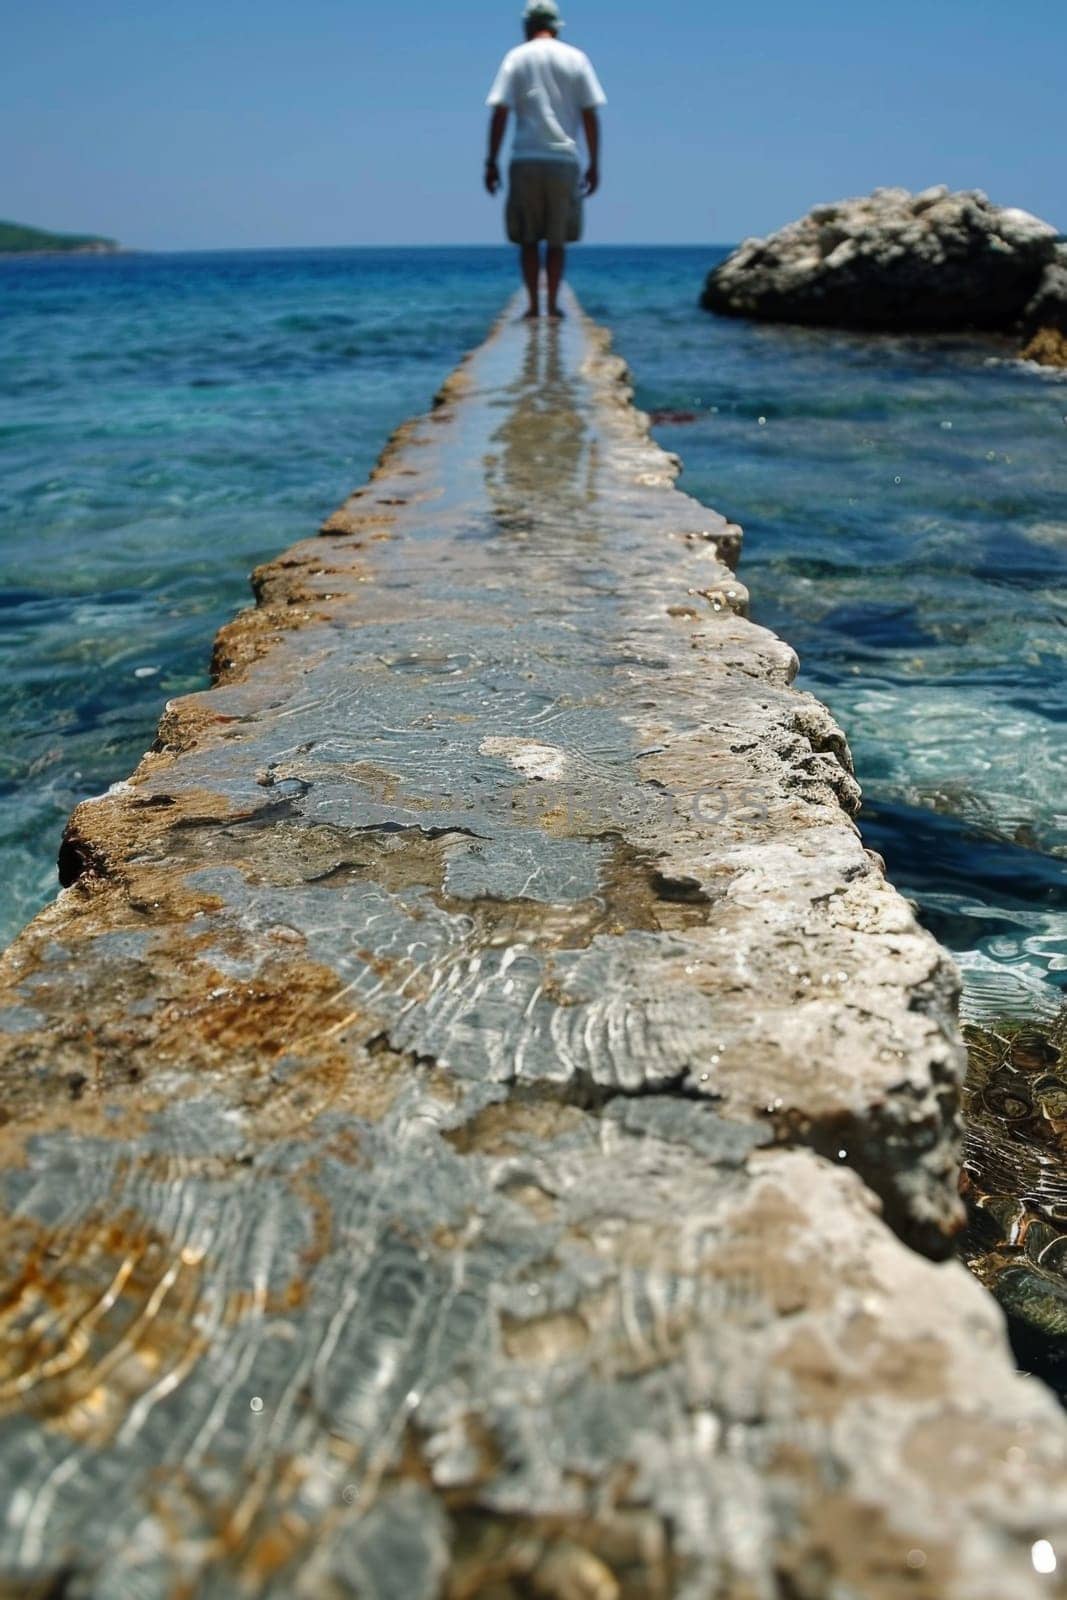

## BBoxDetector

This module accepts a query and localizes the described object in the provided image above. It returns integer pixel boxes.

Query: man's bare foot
[546,305,565,319]
[522,307,539,319]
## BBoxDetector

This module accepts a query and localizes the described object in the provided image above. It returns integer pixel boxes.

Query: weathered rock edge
[701,185,1067,366]
[0,297,1065,1598]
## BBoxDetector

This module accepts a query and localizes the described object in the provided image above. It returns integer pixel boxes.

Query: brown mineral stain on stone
[152,700,246,757]
[498,1181,559,1222]
[58,785,243,887]
[319,492,396,534]
[0,911,405,1130]
[0,1209,209,1440]
[238,1517,308,1585]
[775,1494,954,1600]
[446,1507,673,1600]
[776,1322,948,1419]
[704,1183,838,1316]
[446,1098,589,1157]
[501,1309,591,1363]
[902,1412,1038,1491]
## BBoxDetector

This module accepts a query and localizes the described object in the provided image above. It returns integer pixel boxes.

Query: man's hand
[580,108,600,197]
[485,107,508,195]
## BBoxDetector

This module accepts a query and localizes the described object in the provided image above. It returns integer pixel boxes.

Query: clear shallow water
[0,248,510,935]
[2,244,1065,1025]
[570,250,1067,1027]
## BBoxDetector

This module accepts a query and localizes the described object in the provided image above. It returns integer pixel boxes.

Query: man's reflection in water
[484,321,597,543]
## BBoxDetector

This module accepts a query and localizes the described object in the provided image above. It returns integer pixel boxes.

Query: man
[484,0,606,319]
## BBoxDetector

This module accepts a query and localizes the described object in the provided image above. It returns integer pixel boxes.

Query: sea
[1,244,1065,1031]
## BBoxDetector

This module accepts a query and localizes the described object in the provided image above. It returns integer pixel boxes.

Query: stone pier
[1,297,1066,1597]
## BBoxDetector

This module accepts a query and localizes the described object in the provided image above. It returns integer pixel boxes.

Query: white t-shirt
[486,38,606,165]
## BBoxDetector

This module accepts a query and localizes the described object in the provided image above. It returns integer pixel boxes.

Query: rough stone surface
[1,297,1066,1597]
[701,186,1061,345]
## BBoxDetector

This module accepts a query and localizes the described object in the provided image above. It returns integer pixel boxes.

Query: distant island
[0,219,119,255]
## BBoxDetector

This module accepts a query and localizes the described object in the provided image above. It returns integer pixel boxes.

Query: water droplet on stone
[1032,1540,1057,1575]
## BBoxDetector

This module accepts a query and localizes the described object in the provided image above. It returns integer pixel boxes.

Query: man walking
[484,0,606,319]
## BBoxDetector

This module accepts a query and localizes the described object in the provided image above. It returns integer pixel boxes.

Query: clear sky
[3,0,1064,250]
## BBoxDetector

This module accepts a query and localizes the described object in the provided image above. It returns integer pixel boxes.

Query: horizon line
[2,240,737,258]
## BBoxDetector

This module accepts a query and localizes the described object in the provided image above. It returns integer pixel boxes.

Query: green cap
[523,0,565,28]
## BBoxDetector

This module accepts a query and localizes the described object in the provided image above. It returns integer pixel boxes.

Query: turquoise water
[1,244,1065,1028]
[571,250,1067,1028]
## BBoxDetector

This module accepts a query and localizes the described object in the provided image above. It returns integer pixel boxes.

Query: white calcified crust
[0,294,1064,1598]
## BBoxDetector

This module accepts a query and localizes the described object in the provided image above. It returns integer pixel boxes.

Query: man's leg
[546,245,565,317]
[520,244,540,317]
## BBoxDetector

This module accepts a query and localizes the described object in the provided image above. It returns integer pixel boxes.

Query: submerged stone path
[1,296,1066,1597]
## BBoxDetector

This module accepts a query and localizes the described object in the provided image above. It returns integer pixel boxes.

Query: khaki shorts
[506,160,582,246]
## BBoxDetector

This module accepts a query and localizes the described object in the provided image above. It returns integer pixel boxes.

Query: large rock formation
[702,187,1067,362]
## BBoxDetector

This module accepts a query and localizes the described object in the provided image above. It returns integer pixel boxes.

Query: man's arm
[485,106,508,195]
[581,108,600,197]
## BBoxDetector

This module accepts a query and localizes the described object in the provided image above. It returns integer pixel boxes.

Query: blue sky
[3,0,1064,249]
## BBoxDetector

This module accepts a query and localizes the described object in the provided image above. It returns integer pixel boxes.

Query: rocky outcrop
[702,187,1067,363]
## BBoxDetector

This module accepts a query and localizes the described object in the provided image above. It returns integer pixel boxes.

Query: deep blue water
[2,244,1065,1024]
